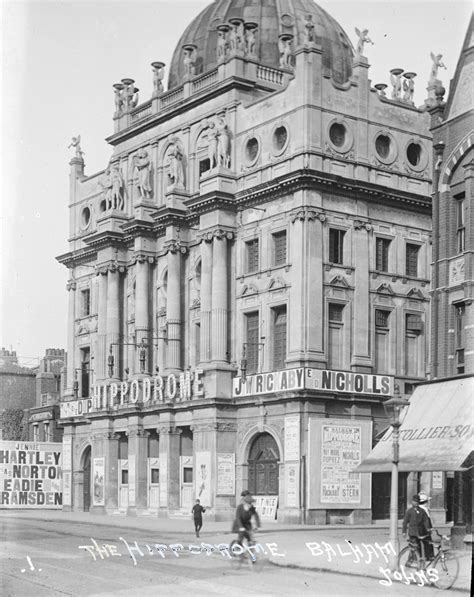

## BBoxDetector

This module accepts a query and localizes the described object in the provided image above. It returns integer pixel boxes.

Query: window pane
[121,470,129,484]
[273,308,287,369]
[329,303,344,322]
[375,330,388,372]
[375,309,390,328]
[151,468,160,484]
[183,467,193,483]
[246,312,259,373]
[329,229,344,264]
[273,231,287,266]
[246,239,259,272]
[376,238,390,272]
[328,324,343,368]
[406,244,419,277]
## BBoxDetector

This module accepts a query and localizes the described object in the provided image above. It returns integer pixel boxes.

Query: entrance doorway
[372,472,408,519]
[83,446,91,511]
[248,433,279,495]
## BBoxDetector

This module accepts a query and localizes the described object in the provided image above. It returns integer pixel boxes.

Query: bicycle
[398,529,460,589]
[229,530,262,571]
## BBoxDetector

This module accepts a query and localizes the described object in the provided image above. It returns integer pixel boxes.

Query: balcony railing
[256,65,284,85]
[130,100,153,123]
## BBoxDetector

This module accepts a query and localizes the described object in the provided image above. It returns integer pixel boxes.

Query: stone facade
[58,0,433,521]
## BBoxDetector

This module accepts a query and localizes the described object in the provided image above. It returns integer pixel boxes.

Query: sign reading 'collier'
[233,368,393,397]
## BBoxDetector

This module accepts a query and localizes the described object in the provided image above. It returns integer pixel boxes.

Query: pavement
[1,510,471,592]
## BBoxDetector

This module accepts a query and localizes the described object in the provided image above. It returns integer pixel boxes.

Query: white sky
[0,0,472,366]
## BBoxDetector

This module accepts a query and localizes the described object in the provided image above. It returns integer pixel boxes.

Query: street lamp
[382,387,410,570]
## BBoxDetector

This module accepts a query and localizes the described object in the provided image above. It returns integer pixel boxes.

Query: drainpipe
[432,141,445,379]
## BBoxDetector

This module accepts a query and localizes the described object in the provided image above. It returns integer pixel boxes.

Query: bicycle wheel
[398,545,420,570]
[431,553,459,589]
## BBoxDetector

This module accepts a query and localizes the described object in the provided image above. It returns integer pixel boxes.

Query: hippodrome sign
[232,368,393,398]
[60,370,204,418]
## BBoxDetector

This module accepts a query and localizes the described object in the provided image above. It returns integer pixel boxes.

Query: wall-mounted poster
[159,456,168,506]
[195,451,211,507]
[286,463,299,508]
[0,441,63,509]
[254,495,278,519]
[284,415,300,461]
[62,436,72,506]
[216,453,235,495]
[321,424,362,504]
[93,457,105,506]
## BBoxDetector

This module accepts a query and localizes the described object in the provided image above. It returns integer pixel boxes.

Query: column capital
[290,207,326,224]
[165,240,188,255]
[66,280,77,291]
[353,218,373,232]
[131,252,156,265]
[126,428,149,438]
[198,227,235,243]
[157,425,182,435]
[106,432,121,441]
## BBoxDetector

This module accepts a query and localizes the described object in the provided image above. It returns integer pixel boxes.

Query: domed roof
[168,0,354,89]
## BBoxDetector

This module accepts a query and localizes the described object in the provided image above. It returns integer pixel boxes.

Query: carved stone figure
[111,167,124,210]
[99,168,113,209]
[151,61,165,95]
[183,44,197,77]
[121,78,138,109]
[217,26,229,62]
[133,149,152,199]
[429,52,447,83]
[206,121,218,169]
[68,135,84,158]
[355,27,374,56]
[390,68,404,100]
[278,35,293,69]
[167,140,185,188]
[216,117,231,168]
[244,23,258,57]
[303,15,315,43]
[402,73,416,103]
[113,83,124,114]
[228,19,244,55]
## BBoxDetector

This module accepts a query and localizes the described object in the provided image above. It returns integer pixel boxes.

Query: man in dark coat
[402,494,433,563]
[233,490,261,546]
[191,499,206,538]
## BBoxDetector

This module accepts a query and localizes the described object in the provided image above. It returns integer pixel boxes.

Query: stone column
[200,237,213,364]
[158,426,181,511]
[351,220,372,370]
[107,267,121,379]
[127,427,148,515]
[211,232,229,363]
[134,257,150,374]
[105,433,119,512]
[90,432,106,514]
[166,246,183,371]
[65,280,76,397]
[96,270,108,381]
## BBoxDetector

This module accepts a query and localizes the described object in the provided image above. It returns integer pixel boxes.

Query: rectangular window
[245,312,259,374]
[376,238,391,272]
[81,289,91,317]
[456,195,465,253]
[151,468,160,484]
[33,425,39,442]
[246,239,259,273]
[80,347,90,398]
[406,244,420,277]
[44,422,50,442]
[272,230,287,266]
[194,323,201,365]
[272,306,287,370]
[375,310,390,373]
[121,470,129,485]
[375,309,390,328]
[328,303,344,369]
[183,467,193,483]
[329,229,345,264]
[405,315,422,377]
[455,304,465,374]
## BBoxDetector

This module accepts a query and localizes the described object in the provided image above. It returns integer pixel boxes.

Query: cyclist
[417,492,434,561]
[233,489,261,548]
[402,494,423,566]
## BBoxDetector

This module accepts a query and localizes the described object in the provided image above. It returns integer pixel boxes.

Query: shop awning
[355,376,474,473]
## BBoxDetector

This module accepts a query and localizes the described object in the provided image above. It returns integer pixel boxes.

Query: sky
[0,0,472,367]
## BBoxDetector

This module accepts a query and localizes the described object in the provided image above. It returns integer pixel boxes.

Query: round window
[407,143,421,167]
[375,134,391,159]
[329,123,346,148]
[273,126,288,152]
[81,207,91,228]
[245,137,259,164]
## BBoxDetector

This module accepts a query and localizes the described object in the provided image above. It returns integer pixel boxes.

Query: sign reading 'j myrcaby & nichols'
[233,368,393,398]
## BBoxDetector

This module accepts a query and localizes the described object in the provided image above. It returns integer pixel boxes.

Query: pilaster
[126,427,148,515]
[65,279,76,397]
[351,219,372,371]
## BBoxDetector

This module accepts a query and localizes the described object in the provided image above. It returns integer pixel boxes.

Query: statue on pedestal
[216,116,231,168]
[133,149,152,199]
[111,167,124,210]
[217,25,229,62]
[244,23,258,57]
[99,167,113,209]
[390,68,404,100]
[402,72,416,103]
[206,121,218,169]
[151,62,165,96]
[355,27,374,56]
[183,44,197,77]
[113,83,124,114]
[167,139,185,188]
[68,135,84,158]
[429,52,446,83]
[304,15,315,44]
[278,35,293,69]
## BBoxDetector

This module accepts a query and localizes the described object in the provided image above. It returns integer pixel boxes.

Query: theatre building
[57,0,434,522]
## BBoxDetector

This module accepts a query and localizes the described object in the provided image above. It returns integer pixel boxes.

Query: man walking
[192,499,206,538]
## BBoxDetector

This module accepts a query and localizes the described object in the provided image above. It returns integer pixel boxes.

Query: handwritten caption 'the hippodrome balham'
[78,537,438,587]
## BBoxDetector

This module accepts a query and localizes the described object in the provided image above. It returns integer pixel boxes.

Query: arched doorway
[248,432,279,495]
[82,446,91,512]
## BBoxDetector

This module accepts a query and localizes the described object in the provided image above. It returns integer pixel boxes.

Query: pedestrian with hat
[417,492,434,560]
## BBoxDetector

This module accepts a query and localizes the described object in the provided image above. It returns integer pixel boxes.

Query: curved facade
[58,0,433,523]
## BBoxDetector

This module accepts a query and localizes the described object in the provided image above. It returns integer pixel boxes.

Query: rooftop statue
[68,135,84,158]
[429,52,447,83]
[304,15,315,44]
[355,27,374,56]
[244,23,258,58]
[183,44,197,77]
[151,62,165,96]
[390,68,404,100]
[279,34,293,69]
